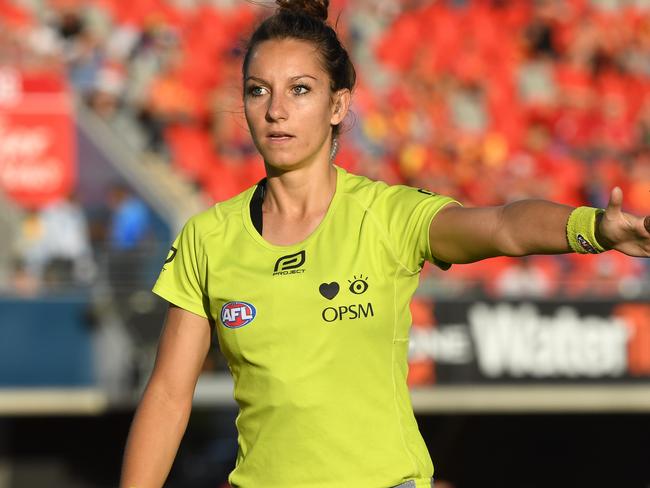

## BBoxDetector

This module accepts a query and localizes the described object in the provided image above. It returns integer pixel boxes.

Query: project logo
[221,301,257,329]
[273,251,306,276]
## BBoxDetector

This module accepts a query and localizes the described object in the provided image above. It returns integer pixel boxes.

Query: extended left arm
[429,187,650,265]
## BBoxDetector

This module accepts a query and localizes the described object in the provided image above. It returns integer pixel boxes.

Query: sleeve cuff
[426,198,462,270]
[152,284,209,319]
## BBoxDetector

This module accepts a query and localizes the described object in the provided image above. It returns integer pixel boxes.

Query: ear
[330,89,351,126]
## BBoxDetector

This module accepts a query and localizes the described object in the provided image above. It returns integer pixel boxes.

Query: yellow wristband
[566,206,608,254]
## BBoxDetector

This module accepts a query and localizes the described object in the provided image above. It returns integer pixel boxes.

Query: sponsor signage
[0,67,75,208]
[408,300,650,384]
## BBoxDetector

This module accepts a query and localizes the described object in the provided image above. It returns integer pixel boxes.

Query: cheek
[244,102,265,138]
[297,102,334,138]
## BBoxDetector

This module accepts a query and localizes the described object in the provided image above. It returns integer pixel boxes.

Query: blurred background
[0,0,649,487]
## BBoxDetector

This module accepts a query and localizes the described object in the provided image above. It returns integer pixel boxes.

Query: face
[244,38,349,171]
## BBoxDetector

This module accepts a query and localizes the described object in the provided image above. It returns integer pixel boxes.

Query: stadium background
[1,0,650,486]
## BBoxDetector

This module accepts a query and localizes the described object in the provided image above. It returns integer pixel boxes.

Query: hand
[596,187,650,257]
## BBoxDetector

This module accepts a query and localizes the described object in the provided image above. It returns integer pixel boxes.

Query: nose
[265,94,288,122]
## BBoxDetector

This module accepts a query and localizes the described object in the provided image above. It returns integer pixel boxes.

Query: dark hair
[242,0,356,137]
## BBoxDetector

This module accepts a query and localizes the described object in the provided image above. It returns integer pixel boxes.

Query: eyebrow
[245,74,318,83]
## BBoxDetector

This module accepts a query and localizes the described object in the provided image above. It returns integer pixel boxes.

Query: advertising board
[0,67,75,208]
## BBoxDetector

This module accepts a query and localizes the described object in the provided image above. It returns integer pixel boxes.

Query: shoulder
[337,166,448,209]
[337,167,389,206]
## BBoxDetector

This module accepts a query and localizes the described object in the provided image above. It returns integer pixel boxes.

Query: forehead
[246,38,327,80]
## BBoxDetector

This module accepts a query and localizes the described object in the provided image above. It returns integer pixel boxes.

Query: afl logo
[221,302,257,329]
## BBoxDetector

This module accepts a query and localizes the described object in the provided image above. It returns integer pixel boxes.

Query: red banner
[0,67,75,209]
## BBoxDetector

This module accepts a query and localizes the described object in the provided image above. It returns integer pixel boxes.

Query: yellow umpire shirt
[152,166,458,488]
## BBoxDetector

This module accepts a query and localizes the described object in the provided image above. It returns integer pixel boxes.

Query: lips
[267,131,295,141]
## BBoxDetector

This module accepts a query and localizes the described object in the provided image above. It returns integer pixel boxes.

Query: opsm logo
[221,301,257,329]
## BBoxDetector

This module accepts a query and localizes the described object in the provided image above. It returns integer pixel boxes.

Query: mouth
[266,132,295,143]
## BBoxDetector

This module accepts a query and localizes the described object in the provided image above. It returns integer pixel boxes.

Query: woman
[120,1,650,487]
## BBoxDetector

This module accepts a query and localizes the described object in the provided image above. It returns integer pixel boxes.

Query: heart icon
[319,282,340,300]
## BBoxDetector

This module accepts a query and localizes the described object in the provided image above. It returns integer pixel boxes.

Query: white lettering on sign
[0,120,51,161]
[469,303,629,378]
[0,68,21,106]
[0,119,62,191]
[0,157,63,190]
[409,325,473,364]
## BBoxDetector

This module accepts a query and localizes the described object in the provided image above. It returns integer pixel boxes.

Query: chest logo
[319,282,340,300]
[221,302,257,329]
[274,250,306,276]
[348,275,369,295]
[319,274,374,323]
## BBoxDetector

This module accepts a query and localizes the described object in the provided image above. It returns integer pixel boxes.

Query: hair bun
[276,0,329,22]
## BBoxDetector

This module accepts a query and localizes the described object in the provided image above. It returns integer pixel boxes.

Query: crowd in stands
[1,0,649,298]
[2,185,152,296]
[369,0,650,298]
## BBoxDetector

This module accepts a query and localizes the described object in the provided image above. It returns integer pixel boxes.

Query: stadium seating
[1,0,648,296]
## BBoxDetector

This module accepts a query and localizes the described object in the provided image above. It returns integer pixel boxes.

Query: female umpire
[120,1,650,487]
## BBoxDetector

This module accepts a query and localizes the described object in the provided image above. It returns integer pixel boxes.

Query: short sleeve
[152,217,210,318]
[372,186,460,272]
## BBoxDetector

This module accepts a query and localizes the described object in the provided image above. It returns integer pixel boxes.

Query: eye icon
[348,275,369,295]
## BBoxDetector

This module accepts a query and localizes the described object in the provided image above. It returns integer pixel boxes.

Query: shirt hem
[227,476,433,488]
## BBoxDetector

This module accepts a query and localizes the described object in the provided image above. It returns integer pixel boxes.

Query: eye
[292,84,310,95]
[348,276,369,295]
[247,86,268,97]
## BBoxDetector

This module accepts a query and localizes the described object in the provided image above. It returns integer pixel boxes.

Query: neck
[263,163,337,218]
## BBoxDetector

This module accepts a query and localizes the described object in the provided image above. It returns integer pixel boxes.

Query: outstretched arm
[120,306,211,488]
[429,187,650,265]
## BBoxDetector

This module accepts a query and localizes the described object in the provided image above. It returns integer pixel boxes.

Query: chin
[262,152,314,173]
[264,160,305,175]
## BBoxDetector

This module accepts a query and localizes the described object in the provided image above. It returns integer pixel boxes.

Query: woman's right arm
[120,305,212,488]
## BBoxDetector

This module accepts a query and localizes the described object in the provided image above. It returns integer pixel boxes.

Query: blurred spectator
[564,252,646,298]
[11,194,94,290]
[106,184,152,295]
[140,41,200,154]
[9,257,40,297]
[13,210,47,282]
[492,256,560,298]
[65,23,104,95]
[39,194,95,285]
[108,184,150,252]
[87,65,147,150]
